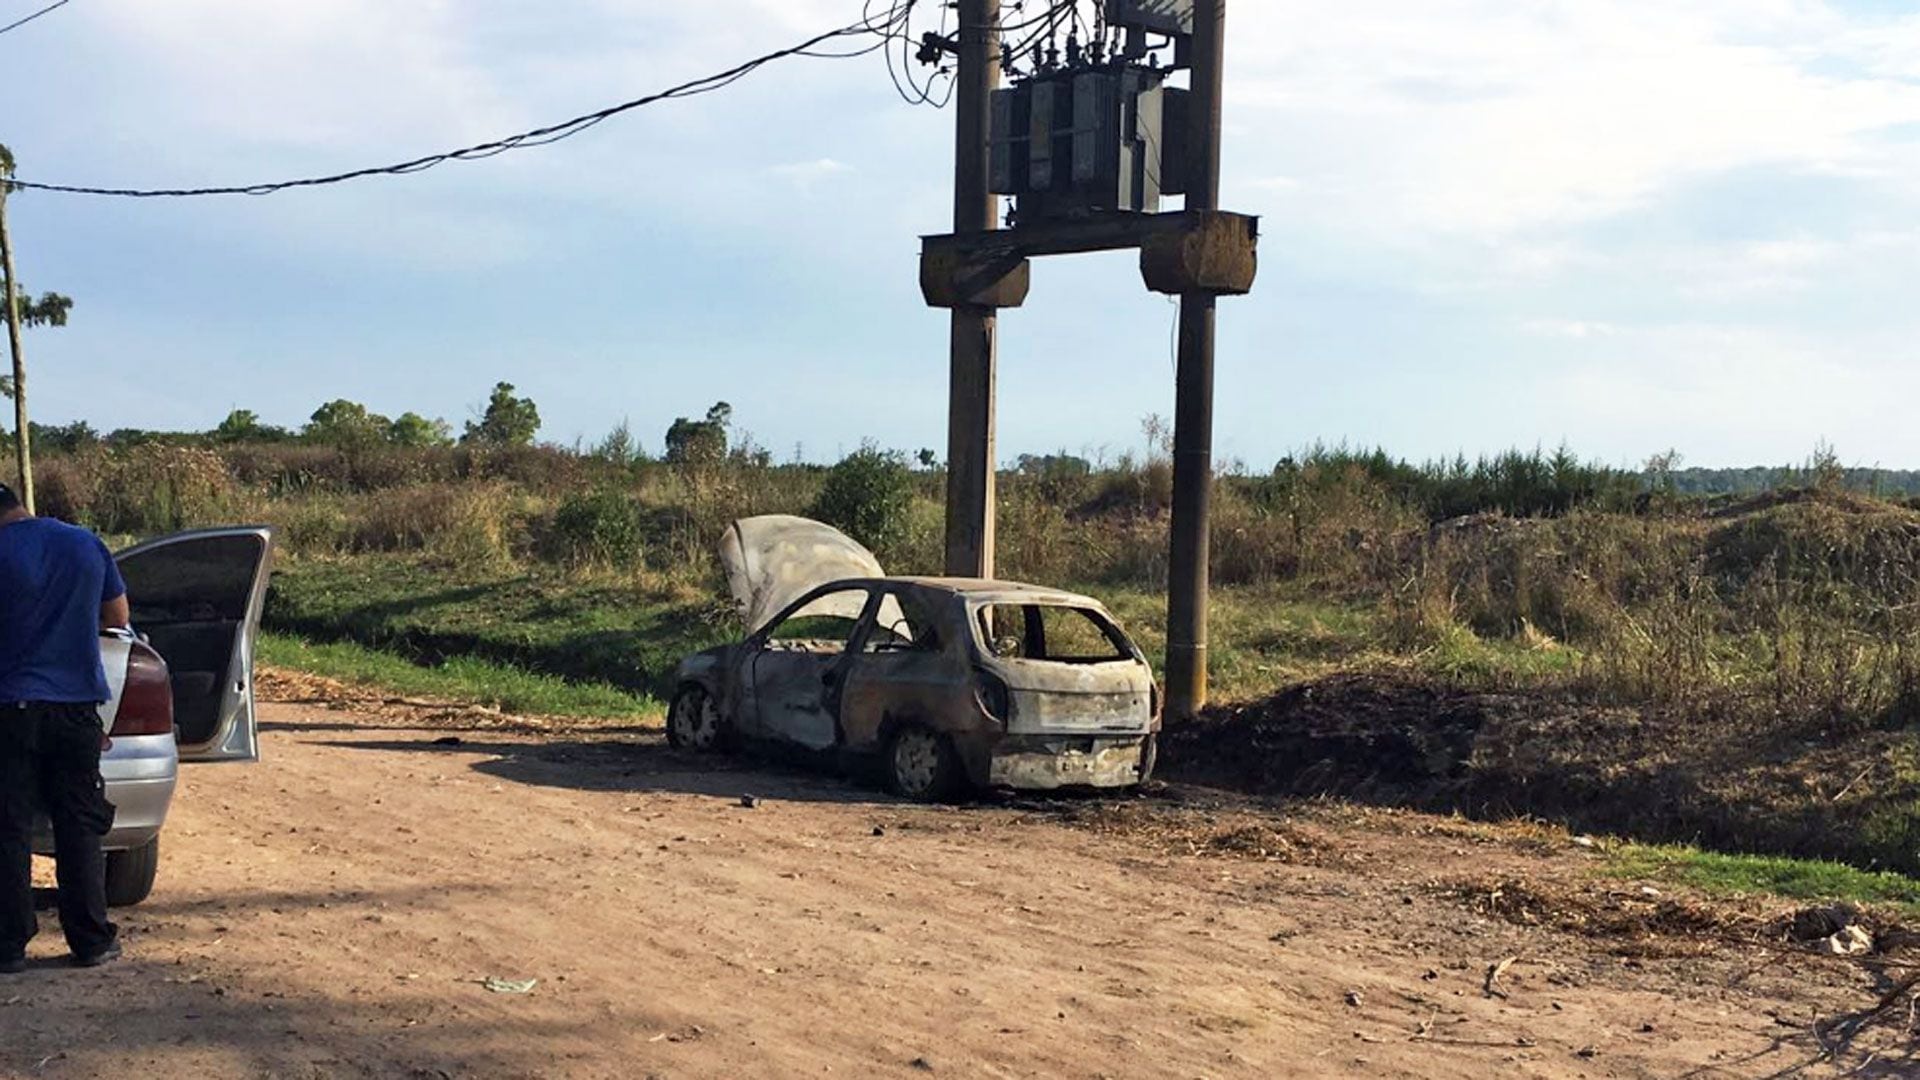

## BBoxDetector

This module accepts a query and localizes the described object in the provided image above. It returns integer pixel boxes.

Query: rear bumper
[982,734,1152,790]
[31,734,177,855]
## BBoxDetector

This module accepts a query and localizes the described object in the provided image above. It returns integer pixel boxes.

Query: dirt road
[3,697,1906,1079]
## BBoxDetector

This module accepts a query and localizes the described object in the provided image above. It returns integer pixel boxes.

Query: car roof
[829,576,1109,608]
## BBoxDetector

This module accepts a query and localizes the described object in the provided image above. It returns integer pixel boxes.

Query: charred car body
[668,516,1160,800]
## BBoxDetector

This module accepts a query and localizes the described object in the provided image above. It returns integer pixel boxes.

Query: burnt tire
[666,685,728,752]
[104,836,159,908]
[884,726,964,803]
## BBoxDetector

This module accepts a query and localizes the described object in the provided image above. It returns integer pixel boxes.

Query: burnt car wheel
[667,685,727,752]
[885,726,963,802]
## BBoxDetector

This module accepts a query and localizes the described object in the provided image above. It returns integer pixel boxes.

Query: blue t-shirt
[0,518,128,704]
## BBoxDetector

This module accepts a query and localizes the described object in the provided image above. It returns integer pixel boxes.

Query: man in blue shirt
[0,482,130,971]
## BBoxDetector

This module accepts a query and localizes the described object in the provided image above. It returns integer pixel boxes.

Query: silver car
[32,527,274,907]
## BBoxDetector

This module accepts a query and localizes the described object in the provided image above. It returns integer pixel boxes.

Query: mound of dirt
[1162,674,1920,877]
[1163,674,1521,807]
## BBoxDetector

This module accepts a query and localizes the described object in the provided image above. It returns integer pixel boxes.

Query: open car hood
[719,515,887,634]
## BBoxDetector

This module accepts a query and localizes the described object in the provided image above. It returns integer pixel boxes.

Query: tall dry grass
[15,438,1919,728]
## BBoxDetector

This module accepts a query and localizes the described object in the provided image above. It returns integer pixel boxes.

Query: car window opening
[976,603,1130,664]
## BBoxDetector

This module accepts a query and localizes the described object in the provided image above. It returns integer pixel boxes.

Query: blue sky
[4,0,1918,469]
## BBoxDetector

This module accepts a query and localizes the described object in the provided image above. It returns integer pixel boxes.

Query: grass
[1604,842,1920,914]
[266,554,1601,711]
[258,631,659,721]
[264,554,736,699]
[1105,585,1580,700]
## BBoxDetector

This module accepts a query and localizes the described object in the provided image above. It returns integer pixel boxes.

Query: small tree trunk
[0,189,32,514]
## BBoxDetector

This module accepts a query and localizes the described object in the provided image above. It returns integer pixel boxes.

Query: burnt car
[667,516,1159,800]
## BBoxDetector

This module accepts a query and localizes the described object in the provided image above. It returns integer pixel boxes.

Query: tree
[664,401,732,466]
[29,419,98,454]
[304,399,391,448]
[1,143,74,512]
[0,288,69,400]
[212,408,293,444]
[462,382,540,447]
[389,412,454,448]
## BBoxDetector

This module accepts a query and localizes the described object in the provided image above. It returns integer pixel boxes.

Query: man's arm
[97,534,130,630]
[101,593,130,631]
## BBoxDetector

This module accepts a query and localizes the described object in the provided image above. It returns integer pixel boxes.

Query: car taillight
[112,642,176,738]
[975,669,1012,725]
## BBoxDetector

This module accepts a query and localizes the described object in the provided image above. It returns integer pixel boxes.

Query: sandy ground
[3,697,1914,1079]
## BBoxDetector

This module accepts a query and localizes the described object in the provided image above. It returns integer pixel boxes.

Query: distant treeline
[26,407,1918,510]
[1666,467,1920,497]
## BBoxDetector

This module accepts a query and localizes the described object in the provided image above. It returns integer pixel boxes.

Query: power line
[6,8,916,198]
[4,0,1091,199]
[0,0,74,36]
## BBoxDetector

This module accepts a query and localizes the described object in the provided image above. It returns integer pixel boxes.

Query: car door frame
[835,584,968,753]
[114,526,276,763]
[734,583,880,750]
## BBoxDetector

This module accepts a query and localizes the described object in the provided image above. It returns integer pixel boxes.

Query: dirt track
[4,697,1911,1079]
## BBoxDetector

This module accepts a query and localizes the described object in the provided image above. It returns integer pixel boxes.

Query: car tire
[104,836,159,908]
[666,685,728,752]
[884,725,963,803]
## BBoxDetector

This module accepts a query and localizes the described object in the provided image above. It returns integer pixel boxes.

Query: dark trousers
[0,702,117,960]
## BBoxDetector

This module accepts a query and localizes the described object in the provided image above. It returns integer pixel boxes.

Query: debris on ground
[1033,801,1337,866]
[1483,956,1517,999]
[482,977,539,995]
[1821,925,1874,957]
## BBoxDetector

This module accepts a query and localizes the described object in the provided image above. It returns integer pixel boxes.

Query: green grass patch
[1604,843,1920,914]
[259,631,659,721]
[264,554,736,698]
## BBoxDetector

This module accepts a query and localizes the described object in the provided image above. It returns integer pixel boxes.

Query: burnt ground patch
[1162,674,1920,876]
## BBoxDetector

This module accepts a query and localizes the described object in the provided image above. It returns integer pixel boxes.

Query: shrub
[548,489,645,566]
[811,444,914,558]
[84,445,237,535]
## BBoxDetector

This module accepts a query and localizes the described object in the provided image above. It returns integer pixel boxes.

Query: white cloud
[1226,1,1920,238]
[1521,319,1620,339]
[771,158,853,188]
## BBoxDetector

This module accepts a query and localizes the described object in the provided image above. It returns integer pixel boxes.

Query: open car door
[115,527,275,763]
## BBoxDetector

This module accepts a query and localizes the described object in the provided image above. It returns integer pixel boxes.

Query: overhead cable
[6,8,912,197]
[0,0,75,37]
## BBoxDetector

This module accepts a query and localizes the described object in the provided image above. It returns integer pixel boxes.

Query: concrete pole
[1165,0,1226,721]
[943,0,1000,579]
[0,189,32,515]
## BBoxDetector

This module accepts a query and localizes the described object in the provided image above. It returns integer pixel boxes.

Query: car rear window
[976,603,1131,663]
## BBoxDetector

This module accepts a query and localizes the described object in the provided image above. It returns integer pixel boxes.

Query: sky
[3,0,1918,470]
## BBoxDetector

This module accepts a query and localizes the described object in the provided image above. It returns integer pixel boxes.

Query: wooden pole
[0,186,32,515]
[943,0,1000,579]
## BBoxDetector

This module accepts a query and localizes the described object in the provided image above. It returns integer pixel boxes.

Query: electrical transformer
[986,0,1197,227]
[989,65,1187,224]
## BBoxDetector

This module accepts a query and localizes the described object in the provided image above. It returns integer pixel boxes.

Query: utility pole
[0,174,31,515]
[943,0,1001,579]
[1163,0,1227,722]
[921,0,1253,723]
